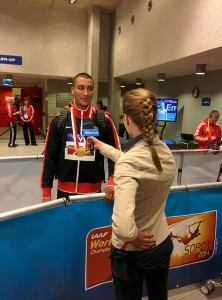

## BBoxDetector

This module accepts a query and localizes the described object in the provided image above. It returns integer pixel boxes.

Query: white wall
[0,3,87,77]
[114,0,222,77]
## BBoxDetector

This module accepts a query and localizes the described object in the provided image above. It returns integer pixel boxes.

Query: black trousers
[110,235,173,300]
[8,122,17,146]
[22,123,36,145]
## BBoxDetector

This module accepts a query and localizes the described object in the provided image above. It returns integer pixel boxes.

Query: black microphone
[83,118,94,154]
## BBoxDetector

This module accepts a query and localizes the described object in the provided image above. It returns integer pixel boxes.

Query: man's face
[210,114,220,124]
[71,76,94,110]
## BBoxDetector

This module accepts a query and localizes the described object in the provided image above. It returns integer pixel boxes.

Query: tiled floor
[1,126,222,300]
[167,280,222,300]
[0,126,45,157]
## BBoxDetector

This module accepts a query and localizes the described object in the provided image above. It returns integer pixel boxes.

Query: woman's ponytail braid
[142,98,163,172]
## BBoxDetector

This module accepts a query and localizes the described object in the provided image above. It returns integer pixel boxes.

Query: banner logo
[83,129,99,137]
[85,226,112,289]
[168,210,217,268]
[85,211,217,290]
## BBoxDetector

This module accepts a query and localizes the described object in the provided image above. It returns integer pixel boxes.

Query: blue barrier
[0,185,222,299]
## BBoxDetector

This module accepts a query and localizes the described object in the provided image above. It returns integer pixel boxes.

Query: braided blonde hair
[123,88,163,172]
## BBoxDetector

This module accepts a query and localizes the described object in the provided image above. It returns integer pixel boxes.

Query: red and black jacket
[41,104,120,199]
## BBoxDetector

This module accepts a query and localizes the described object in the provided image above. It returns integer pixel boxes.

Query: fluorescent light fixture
[120,81,126,88]
[157,73,165,81]
[68,0,77,4]
[136,78,142,85]
[67,78,73,85]
[196,64,206,75]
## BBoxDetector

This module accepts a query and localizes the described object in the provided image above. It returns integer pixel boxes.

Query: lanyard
[207,118,211,139]
[70,106,93,148]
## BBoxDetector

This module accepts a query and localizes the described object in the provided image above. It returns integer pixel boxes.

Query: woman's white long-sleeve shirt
[100,135,176,251]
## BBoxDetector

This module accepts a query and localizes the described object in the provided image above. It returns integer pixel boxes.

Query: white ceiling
[0,0,123,13]
[1,0,222,86]
[0,0,123,87]
[121,46,222,82]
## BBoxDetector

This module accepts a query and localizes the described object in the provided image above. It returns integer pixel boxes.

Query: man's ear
[71,86,74,95]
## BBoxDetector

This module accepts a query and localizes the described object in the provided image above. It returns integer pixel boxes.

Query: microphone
[82,118,95,154]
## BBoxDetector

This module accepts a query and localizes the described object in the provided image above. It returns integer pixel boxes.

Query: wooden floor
[1,126,222,300]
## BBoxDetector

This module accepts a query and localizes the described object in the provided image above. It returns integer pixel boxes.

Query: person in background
[194,110,222,149]
[96,99,103,110]
[157,101,167,121]
[5,96,20,148]
[102,105,111,118]
[20,97,38,146]
[14,96,21,121]
[89,88,176,300]
[41,72,120,202]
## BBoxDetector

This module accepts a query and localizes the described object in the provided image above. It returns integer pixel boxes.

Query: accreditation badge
[65,133,96,161]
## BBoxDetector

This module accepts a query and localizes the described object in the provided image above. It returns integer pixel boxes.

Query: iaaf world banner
[85,210,218,290]
[0,188,221,299]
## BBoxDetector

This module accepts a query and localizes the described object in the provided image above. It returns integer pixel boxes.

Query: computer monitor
[156,99,178,122]
[181,133,194,143]
[2,79,13,86]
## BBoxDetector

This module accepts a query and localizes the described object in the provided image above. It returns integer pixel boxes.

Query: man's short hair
[73,73,94,86]
[209,110,220,118]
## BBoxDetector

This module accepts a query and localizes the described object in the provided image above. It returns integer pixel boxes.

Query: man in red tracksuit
[41,72,120,202]
[194,110,222,149]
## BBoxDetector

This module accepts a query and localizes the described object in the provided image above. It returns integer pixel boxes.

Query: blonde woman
[89,88,176,300]
[5,96,20,147]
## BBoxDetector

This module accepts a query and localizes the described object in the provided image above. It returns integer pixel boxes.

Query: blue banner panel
[166,188,222,289]
[0,188,222,299]
[0,200,115,300]
[0,54,22,65]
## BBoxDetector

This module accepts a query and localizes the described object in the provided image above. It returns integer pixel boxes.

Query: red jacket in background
[6,104,18,123]
[194,117,222,149]
[20,104,34,125]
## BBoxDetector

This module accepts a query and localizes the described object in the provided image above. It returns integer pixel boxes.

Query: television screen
[156,98,178,122]
[2,79,13,86]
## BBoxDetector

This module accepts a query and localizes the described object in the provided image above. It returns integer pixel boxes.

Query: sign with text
[85,226,112,289]
[0,54,22,65]
[168,211,216,267]
[56,93,73,108]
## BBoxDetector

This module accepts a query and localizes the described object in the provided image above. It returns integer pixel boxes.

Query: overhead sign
[0,54,22,65]
[202,97,211,106]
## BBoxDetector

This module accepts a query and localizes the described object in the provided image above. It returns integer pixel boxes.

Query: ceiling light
[147,0,153,12]
[67,78,73,85]
[157,73,165,82]
[196,64,206,75]
[68,0,77,4]
[120,81,126,88]
[136,78,142,85]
